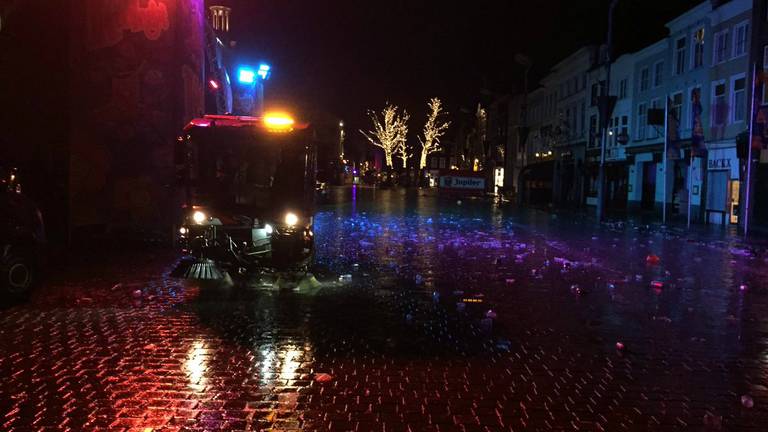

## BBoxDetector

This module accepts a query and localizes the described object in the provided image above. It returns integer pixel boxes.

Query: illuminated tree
[396,137,411,169]
[418,98,451,169]
[360,104,409,169]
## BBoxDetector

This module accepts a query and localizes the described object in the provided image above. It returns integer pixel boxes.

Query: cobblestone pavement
[2,187,768,431]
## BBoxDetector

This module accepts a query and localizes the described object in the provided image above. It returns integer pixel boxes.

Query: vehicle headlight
[192,210,207,224]
[179,227,188,235]
[284,212,299,226]
[264,223,274,234]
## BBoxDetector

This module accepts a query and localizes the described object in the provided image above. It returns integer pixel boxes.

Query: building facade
[509,0,763,229]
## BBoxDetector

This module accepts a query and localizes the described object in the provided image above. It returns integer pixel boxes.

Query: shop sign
[708,158,731,170]
[440,176,485,189]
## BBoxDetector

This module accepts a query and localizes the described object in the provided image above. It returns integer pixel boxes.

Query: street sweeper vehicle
[173,113,316,280]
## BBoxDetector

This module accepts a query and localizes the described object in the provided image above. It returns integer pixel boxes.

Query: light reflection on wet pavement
[2,186,768,431]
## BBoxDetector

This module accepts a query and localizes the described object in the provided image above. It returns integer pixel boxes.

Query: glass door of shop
[641,162,656,210]
[729,180,740,224]
[706,170,728,225]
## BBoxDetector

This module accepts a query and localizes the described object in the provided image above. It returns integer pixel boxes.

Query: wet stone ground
[2,187,768,431]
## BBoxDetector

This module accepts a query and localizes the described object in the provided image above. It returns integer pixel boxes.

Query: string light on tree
[360,103,410,169]
[418,97,451,169]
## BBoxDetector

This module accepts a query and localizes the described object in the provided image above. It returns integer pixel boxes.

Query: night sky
[230,0,702,142]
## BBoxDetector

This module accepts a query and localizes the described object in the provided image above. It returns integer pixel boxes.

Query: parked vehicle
[0,168,45,297]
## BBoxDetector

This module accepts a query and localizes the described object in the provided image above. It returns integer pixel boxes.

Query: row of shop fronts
[519,140,746,226]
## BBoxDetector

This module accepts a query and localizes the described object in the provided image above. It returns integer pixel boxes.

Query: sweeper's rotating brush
[182,258,224,280]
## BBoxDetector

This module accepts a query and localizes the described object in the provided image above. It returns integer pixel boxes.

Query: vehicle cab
[174,113,317,279]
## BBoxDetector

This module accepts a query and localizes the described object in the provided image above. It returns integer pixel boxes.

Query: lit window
[692,27,705,68]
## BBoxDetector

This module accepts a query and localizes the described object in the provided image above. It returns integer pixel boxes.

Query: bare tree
[360,104,409,169]
[418,97,451,169]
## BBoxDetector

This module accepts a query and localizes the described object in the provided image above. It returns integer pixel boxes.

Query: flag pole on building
[744,62,758,238]
[662,96,668,225]
[690,86,705,228]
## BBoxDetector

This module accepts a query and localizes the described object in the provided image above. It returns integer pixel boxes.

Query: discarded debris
[314,373,333,383]
[741,395,754,408]
[645,254,660,265]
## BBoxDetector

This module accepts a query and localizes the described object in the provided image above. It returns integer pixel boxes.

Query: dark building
[0,0,206,243]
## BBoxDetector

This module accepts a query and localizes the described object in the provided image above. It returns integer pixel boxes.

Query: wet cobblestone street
[2,187,768,431]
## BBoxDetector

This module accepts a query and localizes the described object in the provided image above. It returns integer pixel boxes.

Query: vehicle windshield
[186,126,308,212]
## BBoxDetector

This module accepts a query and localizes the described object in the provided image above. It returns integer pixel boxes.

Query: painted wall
[68,0,205,234]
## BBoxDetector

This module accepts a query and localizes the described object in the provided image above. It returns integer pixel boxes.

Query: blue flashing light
[257,63,271,80]
[238,67,255,84]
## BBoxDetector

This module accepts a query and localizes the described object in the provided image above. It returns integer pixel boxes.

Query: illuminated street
[1,187,767,431]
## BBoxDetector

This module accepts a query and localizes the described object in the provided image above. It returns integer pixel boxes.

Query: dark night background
[230,0,701,144]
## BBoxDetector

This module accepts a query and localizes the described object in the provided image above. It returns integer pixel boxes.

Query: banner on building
[691,87,706,157]
[666,97,680,160]
[752,69,768,150]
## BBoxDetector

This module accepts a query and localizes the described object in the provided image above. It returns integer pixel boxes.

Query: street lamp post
[596,0,618,222]
[514,53,532,199]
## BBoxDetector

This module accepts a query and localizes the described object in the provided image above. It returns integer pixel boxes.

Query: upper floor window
[689,86,702,129]
[590,83,599,106]
[619,78,627,99]
[731,75,746,123]
[692,27,705,68]
[714,29,729,64]
[650,99,661,139]
[763,46,768,104]
[653,61,663,87]
[712,80,727,126]
[675,37,686,75]
[670,92,683,125]
[636,103,647,140]
[733,21,749,58]
[621,115,628,140]
[640,67,649,91]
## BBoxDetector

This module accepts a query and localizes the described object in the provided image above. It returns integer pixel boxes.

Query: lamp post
[596,0,619,221]
[514,53,532,198]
